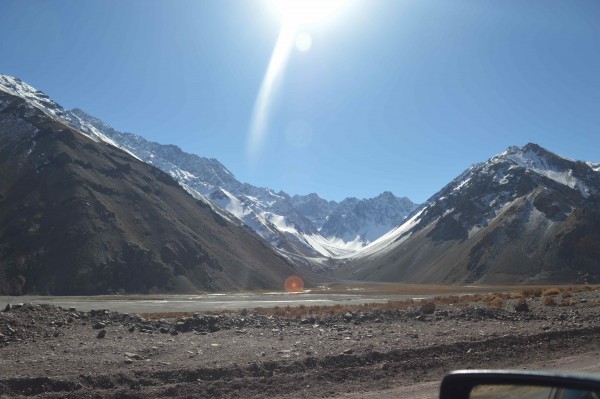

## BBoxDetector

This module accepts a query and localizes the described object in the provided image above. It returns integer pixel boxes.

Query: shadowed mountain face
[0,89,303,295]
[340,144,600,284]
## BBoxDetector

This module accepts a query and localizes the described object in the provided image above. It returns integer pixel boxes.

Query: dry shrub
[561,298,577,306]
[483,293,510,303]
[522,288,543,298]
[543,288,561,297]
[137,285,600,320]
[482,294,495,302]
[248,298,421,319]
[489,297,504,309]
[519,285,600,299]
[543,296,555,306]
[560,289,573,298]
[460,294,483,303]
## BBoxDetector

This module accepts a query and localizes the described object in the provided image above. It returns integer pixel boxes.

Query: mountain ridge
[4,73,598,287]
[0,76,306,295]
[0,73,420,272]
[69,106,419,262]
[338,142,600,284]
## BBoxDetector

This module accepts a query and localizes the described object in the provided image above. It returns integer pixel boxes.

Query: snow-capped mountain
[68,109,419,262]
[339,143,600,284]
[0,75,139,159]
[0,74,418,267]
[3,74,598,285]
[320,192,418,249]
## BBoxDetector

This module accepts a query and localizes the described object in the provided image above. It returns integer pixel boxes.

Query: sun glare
[272,0,346,28]
[247,0,347,165]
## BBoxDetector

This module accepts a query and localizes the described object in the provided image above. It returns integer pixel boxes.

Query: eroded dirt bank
[1,290,600,398]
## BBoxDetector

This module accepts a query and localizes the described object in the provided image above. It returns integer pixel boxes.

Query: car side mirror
[440,370,600,399]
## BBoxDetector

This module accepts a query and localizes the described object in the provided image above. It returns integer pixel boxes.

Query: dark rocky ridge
[0,88,306,295]
[341,144,600,284]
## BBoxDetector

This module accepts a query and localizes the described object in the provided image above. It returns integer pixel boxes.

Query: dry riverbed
[1,289,600,398]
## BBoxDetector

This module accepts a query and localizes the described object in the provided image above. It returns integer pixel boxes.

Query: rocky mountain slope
[339,144,600,284]
[0,74,419,274]
[69,107,418,261]
[8,74,597,287]
[0,77,305,295]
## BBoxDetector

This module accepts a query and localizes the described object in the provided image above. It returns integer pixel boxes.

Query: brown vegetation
[135,285,599,321]
[489,297,504,309]
[522,288,544,298]
[542,288,561,296]
[543,296,556,306]
[561,298,577,306]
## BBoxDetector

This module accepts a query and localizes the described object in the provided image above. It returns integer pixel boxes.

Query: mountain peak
[340,144,600,285]
[489,143,597,197]
[0,74,69,121]
[503,142,548,157]
[376,191,395,199]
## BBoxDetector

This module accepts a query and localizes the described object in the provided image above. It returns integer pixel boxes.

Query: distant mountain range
[1,73,599,291]
[69,108,419,264]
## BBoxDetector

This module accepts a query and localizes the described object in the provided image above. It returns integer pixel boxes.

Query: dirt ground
[1,289,600,398]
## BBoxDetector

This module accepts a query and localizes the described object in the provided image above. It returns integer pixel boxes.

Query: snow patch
[468,224,483,238]
[346,208,425,260]
[507,149,588,196]
[0,75,142,160]
[586,161,600,172]
[453,178,471,192]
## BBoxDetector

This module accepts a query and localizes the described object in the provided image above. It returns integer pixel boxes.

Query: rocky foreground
[1,290,600,398]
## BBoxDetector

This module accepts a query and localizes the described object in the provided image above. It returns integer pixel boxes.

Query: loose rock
[515,303,529,312]
[421,302,436,314]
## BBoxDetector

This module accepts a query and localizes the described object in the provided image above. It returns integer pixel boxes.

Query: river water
[0,292,429,314]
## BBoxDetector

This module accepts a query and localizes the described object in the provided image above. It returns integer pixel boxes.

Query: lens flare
[284,275,305,293]
[295,32,312,52]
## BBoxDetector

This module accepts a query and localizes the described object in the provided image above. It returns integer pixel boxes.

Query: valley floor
[1,289,600,398]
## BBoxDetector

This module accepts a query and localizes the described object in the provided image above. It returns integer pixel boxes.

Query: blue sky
[1,0,598,203]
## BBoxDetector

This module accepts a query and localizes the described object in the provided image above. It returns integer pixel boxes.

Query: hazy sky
[1,0,598,203]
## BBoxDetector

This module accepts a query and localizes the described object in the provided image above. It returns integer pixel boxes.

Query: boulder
[421,302,436,314]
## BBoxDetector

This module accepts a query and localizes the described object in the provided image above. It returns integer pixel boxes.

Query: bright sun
[272,0,346,27]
